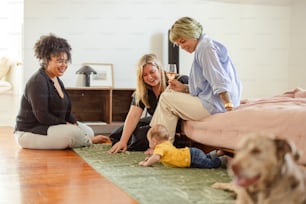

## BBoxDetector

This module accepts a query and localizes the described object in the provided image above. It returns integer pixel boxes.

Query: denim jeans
[190,147,221,168]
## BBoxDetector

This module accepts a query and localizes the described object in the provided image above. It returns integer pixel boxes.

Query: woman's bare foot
[91,135,110,144]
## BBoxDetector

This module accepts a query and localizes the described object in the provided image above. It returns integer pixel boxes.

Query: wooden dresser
[66,87,134,133]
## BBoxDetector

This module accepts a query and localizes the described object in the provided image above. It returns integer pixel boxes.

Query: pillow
[0,57,12,79]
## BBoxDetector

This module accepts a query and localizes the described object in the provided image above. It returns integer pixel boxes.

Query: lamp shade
[76,65,97,75]
[76,65,97,87]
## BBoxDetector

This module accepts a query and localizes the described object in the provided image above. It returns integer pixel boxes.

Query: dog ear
[274,139,300,161]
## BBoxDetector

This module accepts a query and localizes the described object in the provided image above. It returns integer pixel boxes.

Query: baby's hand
[144,148,153,155]
[139,154,159,167]
[138,161,147,166]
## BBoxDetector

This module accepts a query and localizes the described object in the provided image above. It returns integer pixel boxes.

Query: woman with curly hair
[14,34,108,149]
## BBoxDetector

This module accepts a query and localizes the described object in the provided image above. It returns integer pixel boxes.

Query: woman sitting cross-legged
[14,34,109,149]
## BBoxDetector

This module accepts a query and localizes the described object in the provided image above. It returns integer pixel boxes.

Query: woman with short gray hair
[150,16,242,141]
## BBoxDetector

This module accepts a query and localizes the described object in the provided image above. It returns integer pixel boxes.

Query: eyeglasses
[55,59,69,65]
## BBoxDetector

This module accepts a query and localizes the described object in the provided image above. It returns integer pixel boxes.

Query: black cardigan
[15,68,76,135]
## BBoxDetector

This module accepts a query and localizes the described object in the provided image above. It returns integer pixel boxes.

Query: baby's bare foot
[217,150,225,156]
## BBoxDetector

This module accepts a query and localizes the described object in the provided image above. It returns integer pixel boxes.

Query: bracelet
[224,102,233,109]
[184,85,189,93]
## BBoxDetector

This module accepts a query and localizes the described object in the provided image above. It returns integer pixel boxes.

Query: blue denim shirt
[189,34,242,114]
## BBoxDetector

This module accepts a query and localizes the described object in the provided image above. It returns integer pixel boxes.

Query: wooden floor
[0,126,138,204]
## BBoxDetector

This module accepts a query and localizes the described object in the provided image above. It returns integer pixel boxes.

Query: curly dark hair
[34,33,72,67]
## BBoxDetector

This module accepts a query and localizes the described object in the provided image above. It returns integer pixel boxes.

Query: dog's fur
[212,133,306,204]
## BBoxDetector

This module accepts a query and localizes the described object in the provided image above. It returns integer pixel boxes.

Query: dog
[212,133,306,204]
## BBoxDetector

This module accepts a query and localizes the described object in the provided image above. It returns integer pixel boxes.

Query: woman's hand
[66,122,78,126]
[108,105,143,154]
[108,141,127,154]
[224,105,233,112]
[168,79,186,92]
[219,92,233,112]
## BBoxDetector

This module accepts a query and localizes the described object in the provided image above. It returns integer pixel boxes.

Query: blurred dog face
[229,133,298,188]
[213,133,306,204]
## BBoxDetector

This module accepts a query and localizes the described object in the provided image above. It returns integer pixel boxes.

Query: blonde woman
[108,53,188,154]
[150,17,242,141]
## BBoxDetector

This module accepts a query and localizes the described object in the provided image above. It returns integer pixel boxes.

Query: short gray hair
[169,17,203,44]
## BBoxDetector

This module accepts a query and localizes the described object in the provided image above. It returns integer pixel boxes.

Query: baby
[139,124,226,168]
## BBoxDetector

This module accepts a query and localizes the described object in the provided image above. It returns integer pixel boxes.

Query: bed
[182,88,306,164]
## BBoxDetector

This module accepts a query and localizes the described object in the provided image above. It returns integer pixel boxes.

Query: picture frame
[83,63,114,88]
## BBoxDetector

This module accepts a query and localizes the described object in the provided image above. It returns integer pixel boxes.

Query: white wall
[23,0,305,99]
[0,1,23,61]
[289,0,306,89]
[178,3,291,98]
[0,0,23,95]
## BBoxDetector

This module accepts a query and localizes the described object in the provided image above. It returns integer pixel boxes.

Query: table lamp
[76,65,97,87]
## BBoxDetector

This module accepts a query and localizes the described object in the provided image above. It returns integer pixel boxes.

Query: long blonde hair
[135,53,167,108]
[169,17,203,44]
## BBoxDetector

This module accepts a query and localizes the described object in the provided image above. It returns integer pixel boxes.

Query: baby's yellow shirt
[154,141,190,167]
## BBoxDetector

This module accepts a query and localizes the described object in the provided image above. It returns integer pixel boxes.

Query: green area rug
[74,144,234,204]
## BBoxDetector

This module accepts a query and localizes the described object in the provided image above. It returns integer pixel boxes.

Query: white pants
[14,122,94,149]
[150,89,210,142]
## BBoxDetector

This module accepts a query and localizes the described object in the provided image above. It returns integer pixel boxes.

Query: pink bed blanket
[182,88,306,164]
